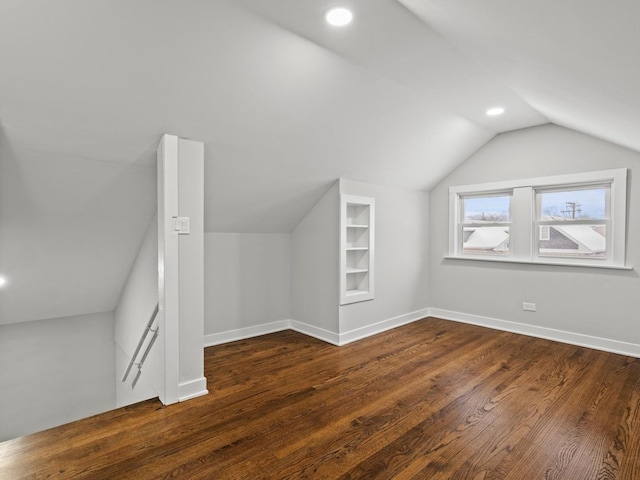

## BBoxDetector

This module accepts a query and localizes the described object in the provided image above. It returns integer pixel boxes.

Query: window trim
[458,191,512,257]
[533,183,611,263]
[448,169,629,269]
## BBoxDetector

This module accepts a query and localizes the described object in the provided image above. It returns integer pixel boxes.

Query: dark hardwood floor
[2,317,640,479]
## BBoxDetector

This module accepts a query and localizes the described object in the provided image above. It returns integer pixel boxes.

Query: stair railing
[121,303,159,389]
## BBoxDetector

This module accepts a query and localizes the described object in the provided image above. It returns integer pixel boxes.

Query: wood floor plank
[489,351,629,480]
[2,318,640,479]
[339,337,582,479]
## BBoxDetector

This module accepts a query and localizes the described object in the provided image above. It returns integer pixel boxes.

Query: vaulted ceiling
[1,0,637,324]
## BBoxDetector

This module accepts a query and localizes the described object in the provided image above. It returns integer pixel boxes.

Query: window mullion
[510,186,532,260]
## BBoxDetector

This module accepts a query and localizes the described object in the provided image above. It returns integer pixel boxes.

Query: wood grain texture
[2,317,640,479]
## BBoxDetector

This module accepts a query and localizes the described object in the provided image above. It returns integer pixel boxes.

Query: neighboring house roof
[465,224,605,253]
[553,225,606,253]
[464,227,509,250]
[540,215,606,253]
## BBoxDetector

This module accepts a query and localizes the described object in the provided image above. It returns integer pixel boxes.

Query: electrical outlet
[522,302,537,312]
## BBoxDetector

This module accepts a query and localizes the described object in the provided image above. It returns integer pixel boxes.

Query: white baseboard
[201,307,640,358]
[428,308,640,358]
[338,307,430,346]
[179,377,208,402]
[203,310,430,349]
[204,320,290,347]
[290,320,340,345]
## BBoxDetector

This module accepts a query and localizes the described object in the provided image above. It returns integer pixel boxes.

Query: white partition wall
[157,134,207,404]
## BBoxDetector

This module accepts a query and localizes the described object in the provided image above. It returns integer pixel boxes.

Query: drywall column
[157,134,207,404]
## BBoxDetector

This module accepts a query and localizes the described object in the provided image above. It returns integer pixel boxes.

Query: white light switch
[172,216,190,234]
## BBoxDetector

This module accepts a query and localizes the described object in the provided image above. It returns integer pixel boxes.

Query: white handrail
[131,327,159,388]
[121,304,159,384]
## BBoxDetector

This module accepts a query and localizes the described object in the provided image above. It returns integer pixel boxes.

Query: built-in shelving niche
[340,194,375,305]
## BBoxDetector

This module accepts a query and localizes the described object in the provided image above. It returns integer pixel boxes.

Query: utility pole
[561,201,581,219]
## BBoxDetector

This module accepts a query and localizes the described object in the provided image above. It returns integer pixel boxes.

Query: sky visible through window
[464,188,606,223]
[463,195,510,222]
[540,188,606,220]
[539,188,606,219]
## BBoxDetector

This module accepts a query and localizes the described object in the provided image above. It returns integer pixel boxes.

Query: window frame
[458,191,513,257]
[533,182,611,263]
[448,169,629,269]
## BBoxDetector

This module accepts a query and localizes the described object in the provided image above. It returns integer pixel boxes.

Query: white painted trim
[204,320,290,347]
[290,320,341,345]
[449,168,627,194]
[442,255,633,270]
[340,194,375,305]
[428,308,640,358]
[158,134,181,405]
[178,377,208,402]
[338,307,430,346]
[203,310,431,349]
[201,308,640,359]
[448,168,629,268]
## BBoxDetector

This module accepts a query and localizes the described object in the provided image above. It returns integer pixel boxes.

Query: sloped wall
[290,181,340,336]
[114,214,159,407]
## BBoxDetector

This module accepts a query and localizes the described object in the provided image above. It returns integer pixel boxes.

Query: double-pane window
[448,169,627,268]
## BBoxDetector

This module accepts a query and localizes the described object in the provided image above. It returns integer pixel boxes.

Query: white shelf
[340,194,375,305]
[345,289,369,297]
[346,268,368,274]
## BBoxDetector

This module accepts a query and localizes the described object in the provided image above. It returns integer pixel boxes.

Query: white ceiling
[1,0,637,323]
[398,0,640,153]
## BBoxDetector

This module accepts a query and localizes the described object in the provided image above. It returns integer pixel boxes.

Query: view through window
[448,169,628,268]
[460,194,511,255]
[536,186,608,259]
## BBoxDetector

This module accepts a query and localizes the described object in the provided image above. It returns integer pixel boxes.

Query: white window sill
[443,255,633,271]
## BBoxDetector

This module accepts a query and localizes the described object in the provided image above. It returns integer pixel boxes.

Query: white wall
[338,179,430,335]
[291,182,340,334]
[114,214,159,407]
[0,311,115,441]
[177,138,206,397]
[204,178,431,345]
[204,233,290,340]
[430,124,640,348]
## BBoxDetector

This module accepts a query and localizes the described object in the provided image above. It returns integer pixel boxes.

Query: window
[535,185,609,260]
[459,193,511,256]
[448,169,628,268]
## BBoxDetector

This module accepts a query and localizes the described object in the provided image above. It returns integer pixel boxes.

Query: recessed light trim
[325,7,353,27]
[486,107,505,116]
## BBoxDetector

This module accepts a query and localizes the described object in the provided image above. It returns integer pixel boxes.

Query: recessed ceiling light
[325,7,353,27]
[0,276,7,289]
[486,107,505,116]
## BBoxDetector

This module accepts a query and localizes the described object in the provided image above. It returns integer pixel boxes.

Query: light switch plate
[172,216,190,235]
